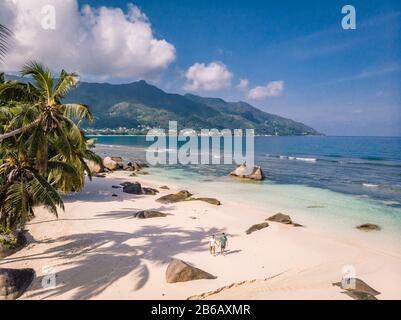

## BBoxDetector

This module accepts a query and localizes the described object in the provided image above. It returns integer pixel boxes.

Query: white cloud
[236,79,249,91]
[183,61,233,92]
[0,0,176,80]
[247,81,285,100]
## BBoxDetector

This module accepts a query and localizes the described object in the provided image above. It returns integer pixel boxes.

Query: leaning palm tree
[0,62,93,174]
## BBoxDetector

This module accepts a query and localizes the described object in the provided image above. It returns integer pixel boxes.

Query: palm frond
[48,160,79,177]
[62,103,93,124]
[53,70,79,99]
[0,81,40,103]
[29,172,64,215]
[21,62,54,102]
[83,148,102,164]
[48,160,82,188]
[0,24,12,61]
[4,181,30,228]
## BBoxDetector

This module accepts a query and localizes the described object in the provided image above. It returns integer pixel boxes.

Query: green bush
[0,225,17,250]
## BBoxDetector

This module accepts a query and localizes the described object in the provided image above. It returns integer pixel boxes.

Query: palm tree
[0,152,64,231]
[0,63,102,230]
[0,62,94,174]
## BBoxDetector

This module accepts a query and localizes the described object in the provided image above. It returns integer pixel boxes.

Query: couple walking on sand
[209,233,228,256]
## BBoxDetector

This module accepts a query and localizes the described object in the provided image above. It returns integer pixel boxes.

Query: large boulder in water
[103,157,119,171]
[229,164,265,181]
[134,210,167,219]
[122,182,143,195]
[166,259,216,283]
[267,213,293,225]
[246,222,269,235]
[0,268,35,300]
[156,191,193,204]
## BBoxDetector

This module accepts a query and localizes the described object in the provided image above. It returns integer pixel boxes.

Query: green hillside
[63,80,320,135]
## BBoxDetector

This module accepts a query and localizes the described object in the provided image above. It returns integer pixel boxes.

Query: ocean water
[91,136,401,251]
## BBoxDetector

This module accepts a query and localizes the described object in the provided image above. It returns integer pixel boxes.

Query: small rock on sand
[246,222,269,235]
[195,198,221,206]
[356,224,381,231]
[160,186,170,190]
[134,211,167,219]
[267,213,293,225]
[122,182,143,195]
[156,191,193,204]
[120,182,133,187]
[333,278,381,300]
[166,259,216,283]
[142,188,160,195]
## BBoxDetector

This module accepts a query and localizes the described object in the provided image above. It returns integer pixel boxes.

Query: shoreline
[1,170,401,299]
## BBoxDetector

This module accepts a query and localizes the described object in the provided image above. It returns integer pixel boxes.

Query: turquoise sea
[91,136,401,251]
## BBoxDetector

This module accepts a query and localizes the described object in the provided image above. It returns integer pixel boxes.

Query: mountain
[65,80,320,135]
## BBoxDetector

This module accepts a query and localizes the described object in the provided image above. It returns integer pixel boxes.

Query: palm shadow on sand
[1,225,224,299]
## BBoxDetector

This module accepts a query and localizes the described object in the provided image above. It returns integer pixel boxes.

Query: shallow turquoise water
[92,136,401,252]
[143,166,401,253]
[91,136,401,205]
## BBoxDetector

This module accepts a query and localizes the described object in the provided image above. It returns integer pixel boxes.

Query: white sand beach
[1,171,401,300]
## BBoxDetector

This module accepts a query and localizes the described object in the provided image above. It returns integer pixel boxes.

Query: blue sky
[3,0,400,135]
[79,0,401,136]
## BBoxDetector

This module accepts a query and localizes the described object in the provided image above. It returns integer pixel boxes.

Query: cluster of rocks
[86,156,149,177]
[121,182,159,196]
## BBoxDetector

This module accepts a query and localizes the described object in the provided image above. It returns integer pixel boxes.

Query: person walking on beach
[219,233,228,256]
[209,235,216,256]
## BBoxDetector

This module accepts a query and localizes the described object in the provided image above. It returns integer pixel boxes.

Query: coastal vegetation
[0,60,101,244]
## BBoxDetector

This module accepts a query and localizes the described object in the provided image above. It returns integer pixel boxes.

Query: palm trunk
[37,135,49,174]
[0,118,41,142]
